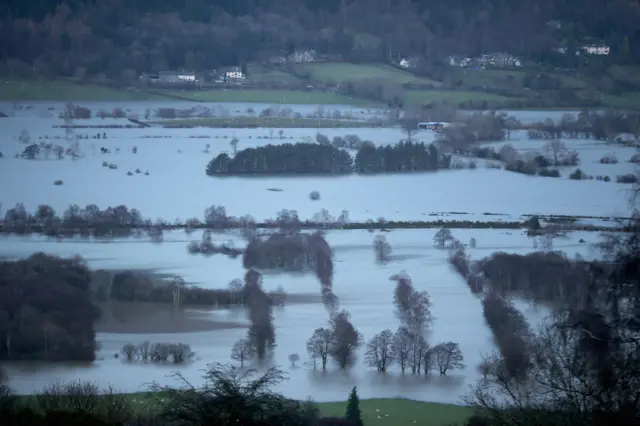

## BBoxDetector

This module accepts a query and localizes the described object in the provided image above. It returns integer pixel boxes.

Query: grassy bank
[153,88,370,105]
[103,393,473,426]
[153,116,383,128]
[317,398,473,426]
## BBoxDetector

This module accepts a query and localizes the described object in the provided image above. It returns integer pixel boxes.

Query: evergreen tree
[345,386,363,426]
[621,36,630,57]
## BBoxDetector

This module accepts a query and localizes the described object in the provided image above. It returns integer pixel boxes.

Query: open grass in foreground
[318,398,473,426]
[154,116,384,128]
[107,393,473,426]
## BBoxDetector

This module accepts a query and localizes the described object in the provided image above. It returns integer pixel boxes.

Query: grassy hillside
[292,62,442,86]
[2,62,639,109]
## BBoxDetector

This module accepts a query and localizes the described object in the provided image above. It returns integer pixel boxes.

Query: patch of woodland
[206,140,451,176]
[0,253,99,362]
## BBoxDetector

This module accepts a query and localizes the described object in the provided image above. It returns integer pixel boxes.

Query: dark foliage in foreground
[0,253,99,362]
[0,364,360,426]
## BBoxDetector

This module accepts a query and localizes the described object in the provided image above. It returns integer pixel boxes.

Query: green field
[154,88,371,105]
[14,392,473,426]
[116,394,473,426]
[154,116,382,128]
[317,398,473,426]
[247,64,304,84]
[293,62,441,87]
[404,89,513,105]
[0,79,160,101]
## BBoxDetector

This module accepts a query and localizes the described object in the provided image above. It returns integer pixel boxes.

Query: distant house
[447,55,472,67]
[288,49,316,63]
[219,66,246,81]
[142,71,199,86]
[269,55,287,64]
[476,53,522,68]
[581,43,610,55]
[399,57,419,69]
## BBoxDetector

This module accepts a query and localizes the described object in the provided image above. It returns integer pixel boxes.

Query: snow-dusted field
[0,118,634,223]
[1,228,603,402]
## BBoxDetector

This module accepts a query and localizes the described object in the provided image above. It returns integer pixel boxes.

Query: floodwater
[1,228,600,403]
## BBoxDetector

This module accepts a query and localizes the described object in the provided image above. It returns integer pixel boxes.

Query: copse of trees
[243,270,276,363]
[0,253,99,362]
[244,230,337,311]
[206,141,451,176]
[354,141,450,174]
[470,212,640,426]
[481,294,534,380]
[475,251,605,306]
[306,310,362,371]
[390,271,433,336]
[206,143,353,176]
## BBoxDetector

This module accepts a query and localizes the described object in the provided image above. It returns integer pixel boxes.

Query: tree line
[1,0,638,83]
[0,253,99,362]
[206,141,451,176]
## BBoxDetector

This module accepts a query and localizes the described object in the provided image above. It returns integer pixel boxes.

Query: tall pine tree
[345,386,363,426]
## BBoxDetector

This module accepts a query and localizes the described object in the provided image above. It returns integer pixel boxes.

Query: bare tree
[431,341,465,376]
[229,278,243,305]
[399,109,421,141]
[539,233,554,251]
[230,137,239,155]
[543,139,568,166]
[288,353,300,367]
[391,327,413,374]
[18,129,30,144]
[120,343,138,362]
[306,327,333,371]
[230,338,255,368]
[433,228,454,249]
[373,234,392,263]
[409,334,428,374]
[365,329,395,372]
[469,237,477,248]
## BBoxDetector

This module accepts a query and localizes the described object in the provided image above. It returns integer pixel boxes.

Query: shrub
[54,180,63,186]
[569,168,585,180]
[108,164,117,169]
[468,160,477,169]
[309,191,320,200]
[616,173,638,184]
[127,171,133,176]
[135,168,141,174]
[144,171,149,175]
[599,153,618,164]
[72,106,91,119]
[505,160,537,175]
[102,161,108,167]
[630,153,640,163]
[604,175,611,182]
[538,168,560,178]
